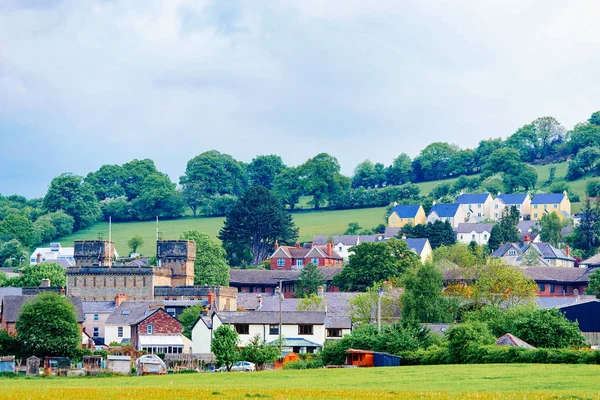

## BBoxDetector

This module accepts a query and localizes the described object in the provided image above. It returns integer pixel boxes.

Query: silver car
[217,361,256,372]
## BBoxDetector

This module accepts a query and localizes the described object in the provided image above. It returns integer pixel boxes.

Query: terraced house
[530,192,571,221]
[387,204,426,228]
[491,194,531,220]
[269,242,343,270]
[456,193,493,220]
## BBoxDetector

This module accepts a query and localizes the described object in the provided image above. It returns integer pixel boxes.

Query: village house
[312,235,377,261]
[522,267,593,297]
[269,242,343,270]
[29,243,75,265]
[456,193,493,221]
[530,192,571,221]
[191,311,327,355]
[427,203,466,228]
[456,223,495,246]
[82,298,118,346]
[491,194,531,220]
[580,252,600,268]
[491,238,576,268]
[387,204,426,228]
[402,237,432,263]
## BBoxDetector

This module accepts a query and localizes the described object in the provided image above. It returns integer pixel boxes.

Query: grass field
[1,364,599,399]
[55,207,386,255]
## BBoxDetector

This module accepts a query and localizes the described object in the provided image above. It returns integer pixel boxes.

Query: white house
[456,223,495,246]
[491,194,531,220]
[456,193,493,221]
[29,243,75,265]
[104,301,163,345]
[427,203,466,228]
[312,235,378,261]
[192,311,327,355]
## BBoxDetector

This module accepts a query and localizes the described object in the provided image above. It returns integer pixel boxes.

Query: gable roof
[497,194,529,205]
[531,193,566,204]
[456,223,496,234]
[105,301,164,325]
[497,333,536,349]
[429,204,460,218]
[390,204,422,218]
[82,301,116,314]
[491,242,574,262]
[217,311,326,325]
[236,292,358,317]
[404,238,429,255]
[521,266,593,283]
[581,253,600,266]
[1,295,84,323]
[271,245,342,260]
[229,268,343,286]
[456,194,491,204]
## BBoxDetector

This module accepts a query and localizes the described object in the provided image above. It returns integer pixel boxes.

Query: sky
[1,0,600,198]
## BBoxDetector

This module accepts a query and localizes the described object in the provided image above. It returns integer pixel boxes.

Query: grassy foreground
[1,364,599,399]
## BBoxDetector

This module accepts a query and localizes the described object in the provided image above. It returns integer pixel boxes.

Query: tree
[488,206,520,251]
[344,222,362,235]
[540,212,563,246]
[180,231,230,286]
[19,263,66,287]
[566,199,600,257]
[300,153,350,209]
[84,164,126,200]
[240,335,280,370]
[333,239,420,291]
[43,173,101,230]
[247,155,286,189]
[127,235,144,254]
[483,149,537,191]
[294,263,325,297]
[0,214,38,247]
[532,116,565,158]
[297,293,328,312]
[33,218,56,244]
[446,322,495,363]
[402,263,456,323]
[432,244,485,268]
[346,283,401,325]
[39,210,73,237]
[211,324,240,371]
[352,160,378,189]
[0,239,27,268]
[178,303,204,339]
[401,220,455,249]
[586,180,600,198]
[272,167,304,211]
[473,138,503,169]
[16,292,80,357]
[219,186,298,266]
[121,159,161,200]
[566,147,600,180]
[511,308,585,348]
[132,173,185,220]
[412,142,459,181]
[386,153,413,185]
[586,269,600,298]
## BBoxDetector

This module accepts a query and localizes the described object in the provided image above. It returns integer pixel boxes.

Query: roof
[429,204,460,218]
[531,193,566,204]
[456,223,496,234]
[217,311,326,325]
[138,335,184,346]
[1,295,83,323]
[105,301,164,325]
[82,301,116,314]
[390,204,422,218]
[0,287,22,298]
[384,227,400,239]
[497,194,528,205]
[126,258,149,267]
[271,245,343,260]
[521,267,593,283]
[497,333,536,349]
[229,268,343,286]
[456,194,491,204]
[581,253,600,266]
[267,337,323,348]
[236,292,358,317]
[536,296,597,309]
[491,242,575,262]
[555,298,600,309]
[325,316,352,329]
[404,238,429,255]
[313,235,382,247]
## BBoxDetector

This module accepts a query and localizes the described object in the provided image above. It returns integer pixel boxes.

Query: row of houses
[388,192,572,229]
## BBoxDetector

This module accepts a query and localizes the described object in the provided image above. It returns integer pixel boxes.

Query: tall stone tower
[156,240,196,286]
[73,240,115,268]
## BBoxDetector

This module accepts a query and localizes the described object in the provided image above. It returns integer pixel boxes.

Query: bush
[283,358,324,369]
[328,184,420,210]
[446,322,495,363]
[201,195,238,217]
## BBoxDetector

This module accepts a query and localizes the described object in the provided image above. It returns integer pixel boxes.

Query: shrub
[283,358,324,370]
[446,322,495,363]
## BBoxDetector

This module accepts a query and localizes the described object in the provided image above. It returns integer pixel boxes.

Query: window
[508,250,516,256]
[118,327,123,338]
[93,327,99,337]
[483,234,488,240]
[269,325,279,335]
[235,324,249,335]
[495,204,499,209]
[562,285,567,294]
[83,314,87,322]
[338,246,342,252]
[93,314,99,322]
[538,283,545,292]
[146,324,154,335]
[296,259,303,267]
[460,235,463,239]
[166,308,176,317]
[298,325,313,335]
[494,213,499,218]
[554,204,558,209]
[312,258,319,264]
[534,205,538,209]
[277,258,285,267]
[478,204,482,208]
[471,234,476,240]
[408,218,412,223]
[391,218,397,224]
[534,213,538,218]
[550,284,555,293]
[327,328,342,338]
[477,213,482,217]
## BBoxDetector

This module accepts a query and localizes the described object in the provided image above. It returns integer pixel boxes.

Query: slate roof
[456,223,496,234]
[217,311,326,325]
[313,235,382,247]
[581,253,600,267]
[536,296,597,309]
[266,337,323,348]
[0,287,22,298]
[384,227,401,239]
[237,292,359,317]
[497,333,536,349]
[456,194,490,204]
[82,301,116,314]
[126,258,149,267]
[531,193,566,204]
[491,242,574,262]
[1,295,84,323]
[404,238,429,255]
[229,268,343,286]
[429,204,460,218]
[105,301,164,325]
[325,316,352,329]
[521,266,593,283]
[497,194,528,204]
[272,245,343,260]
[390,204,422,218]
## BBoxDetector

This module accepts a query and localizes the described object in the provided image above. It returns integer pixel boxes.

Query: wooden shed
[345,349,400,367]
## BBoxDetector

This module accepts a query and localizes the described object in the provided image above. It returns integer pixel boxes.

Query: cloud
[1,0,599,197]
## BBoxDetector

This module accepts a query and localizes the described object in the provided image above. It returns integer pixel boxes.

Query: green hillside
[55,207,386,256]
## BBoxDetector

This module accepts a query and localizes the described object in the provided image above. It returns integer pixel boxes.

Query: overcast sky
[1,0,600,198]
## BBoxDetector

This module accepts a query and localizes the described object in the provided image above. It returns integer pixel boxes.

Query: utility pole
[278,280,283,354]
[377,286,384,331]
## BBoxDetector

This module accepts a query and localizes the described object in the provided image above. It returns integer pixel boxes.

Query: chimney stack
[208,291,215,310]
[523,235,531,245]
[317,285,324,297]
[327,242,333,256]
[36,253,42,264]
[565,245,570,257]
[274,240,279,251]
[402,233,407,240]
[115,293,127,307]
[39,278,50,288]
[295,241,300,248]
[256,294,263,310]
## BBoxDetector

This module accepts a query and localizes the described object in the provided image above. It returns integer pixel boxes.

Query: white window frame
[146,324,153,335]
[118,327,124,338]
[277,258,285,267]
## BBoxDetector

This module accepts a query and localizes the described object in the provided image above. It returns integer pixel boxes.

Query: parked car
[217,361,256,372]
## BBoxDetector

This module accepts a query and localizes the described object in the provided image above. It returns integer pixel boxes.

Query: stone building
[66,240,237,310]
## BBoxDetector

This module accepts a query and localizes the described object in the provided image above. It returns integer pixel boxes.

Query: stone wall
[67,268,155,301]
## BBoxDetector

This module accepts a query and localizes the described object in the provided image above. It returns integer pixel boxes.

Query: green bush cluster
[283,358,324,370]
[328,184,420,210]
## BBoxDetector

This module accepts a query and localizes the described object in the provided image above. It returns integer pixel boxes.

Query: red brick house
[130,308,186,354]
[269,242,343,270]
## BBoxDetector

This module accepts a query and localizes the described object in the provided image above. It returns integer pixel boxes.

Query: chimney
[295,241,300,248]
[402,233,407,240]
[523,235,531,245]
[565,245,570,257]
[317,285,324,297]
[39,278,50,288]
[60,287,65,296]
[256,294,263,310]
[327,242,333,256]
[36,253,42,264]
[274,240,279,251]
[115,293,127,307]
[208,291,215,310]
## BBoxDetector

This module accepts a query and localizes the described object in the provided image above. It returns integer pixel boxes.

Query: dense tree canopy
[43,173,101,230]
[211,324,240,371]
[300,153,350,209]
[294,263,326,298]
[247,155,286,189]
[402,263,457,323]
[180,230,230,286]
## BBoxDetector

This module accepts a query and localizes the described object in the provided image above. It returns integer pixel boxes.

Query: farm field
[55,207,386,255]
[1,364,599,399]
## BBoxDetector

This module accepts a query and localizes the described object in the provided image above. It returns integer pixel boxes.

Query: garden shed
[345,349,400,367]
[0,356,15,373]
[106,355,131,374]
